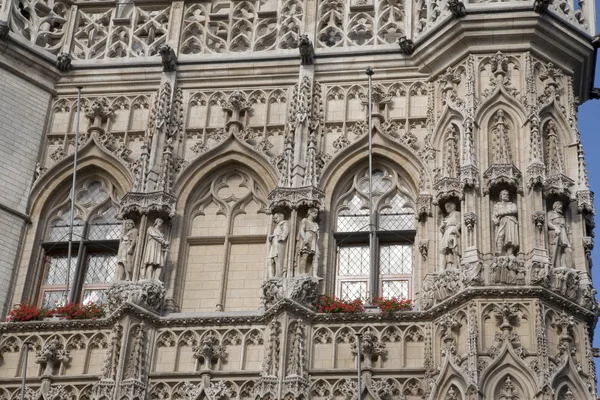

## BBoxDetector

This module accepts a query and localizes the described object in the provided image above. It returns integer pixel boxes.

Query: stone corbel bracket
[267,186,325,212]
[120,191,177,219]
[483,164,523,195]
[105,280,166,314]
[433,177,463,204]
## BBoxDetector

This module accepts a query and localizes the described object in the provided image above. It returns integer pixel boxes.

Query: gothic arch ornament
[30,135,134,214]
[550,354,590,399]
[428,357,469,400]
[320,131,425,200]
[174,137,278,200]
[479,340,538,400]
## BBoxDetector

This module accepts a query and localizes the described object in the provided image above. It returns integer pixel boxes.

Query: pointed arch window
[40,177,122,308]
[334,167,415,301]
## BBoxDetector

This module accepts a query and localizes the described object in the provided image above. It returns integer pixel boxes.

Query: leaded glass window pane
[337,195,369,232]
[76,181,109,206]
[88,207,121,240]
[380,194,415,231]
[382,280,409,299]
[380,244,413,275]
[44,255,77,285]
[47,218,84,242]
[82,289,107,305]
[42,290,66,308]
[340,281,368,301]
[338,246,370,276]
[84,253,117,284]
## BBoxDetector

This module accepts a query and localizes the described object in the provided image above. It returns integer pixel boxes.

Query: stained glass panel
[340,281,368,301]
[338,246,370,276]
[382,280,409,298]
[84,253,117,284]
[380,244,413,275]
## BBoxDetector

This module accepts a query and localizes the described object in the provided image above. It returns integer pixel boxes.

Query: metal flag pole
[366,67,377,301]
[65,86,83,305]
[20,341,30,400]
[356,333,362,400]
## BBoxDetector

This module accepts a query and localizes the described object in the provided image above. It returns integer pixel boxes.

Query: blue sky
[579,1,600,387]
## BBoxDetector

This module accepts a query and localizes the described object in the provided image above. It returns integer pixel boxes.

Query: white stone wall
[0,68,50,314]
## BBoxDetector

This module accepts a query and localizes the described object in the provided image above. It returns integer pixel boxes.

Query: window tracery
[316,0,405,49]
[180,0,305,55]
[183,169,269,312]
[41,177,122,308]
[334,166,415,300]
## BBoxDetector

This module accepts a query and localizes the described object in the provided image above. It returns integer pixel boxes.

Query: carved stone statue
[548,201,574,269]
[296,208,319,276]
[117,219,138,281]
[142,218,169,281]
[267,213,290,278]
[440,201,461,270]
[492,189,519,256]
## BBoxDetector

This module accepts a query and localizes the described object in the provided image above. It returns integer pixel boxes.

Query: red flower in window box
[371,296,413,313]
[315,295,364,313]
[4,302,53,322]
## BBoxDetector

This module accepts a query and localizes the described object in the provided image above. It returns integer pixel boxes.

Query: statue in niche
[548,201,574,269]
[296,207,320,276]
[492,189,519,256]
[440,201,461,270]
[142,218,169,281]
[117,219,138,281]
[267,213,290,278]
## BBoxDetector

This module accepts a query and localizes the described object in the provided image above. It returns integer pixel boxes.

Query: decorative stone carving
[193,332,227,371]
[0,20,8,39]
[261,275,320,309]
[416,194,433,221]
[352,329,387,369]
[493,189,519,256]
[296,207,319,276]
[123,323,148,383]
[36,338,69,376]
[462,261,484,286]
[262,320,281,377]
[448,0,466,18]
[490,256,525,285]
[543,121,574,198]
[583,236,594,268]
[142,217,169,281]
[85,97,113,129]
[418,239,429,261]
[158,44,177,72]
[267,213,290,278]
[298,34,314,65]
[268,186,325,211]
[56,53,71,72]
[120,191,177,218]
[117,219,138,281]
[548,201,574,269]
[105,280,165,314]
[287,320,306,377]
[576,190,594,214]
[530,261,550,286]
[534,0,551,13]
[551,267,580,300]
[254,376,279,400]
[398,36,415,54]
[440,201,461,270]
[498,377,521,400]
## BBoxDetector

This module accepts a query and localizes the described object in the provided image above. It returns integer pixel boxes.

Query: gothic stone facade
[0,0,598,399]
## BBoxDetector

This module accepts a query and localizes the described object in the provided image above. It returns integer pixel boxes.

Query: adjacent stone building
[0,0,598,399]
